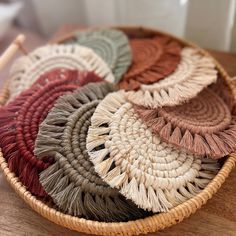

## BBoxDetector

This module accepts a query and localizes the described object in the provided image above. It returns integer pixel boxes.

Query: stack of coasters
[0,27,234,223]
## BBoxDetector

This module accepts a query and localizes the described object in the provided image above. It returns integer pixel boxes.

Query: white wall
[12,0,236,51]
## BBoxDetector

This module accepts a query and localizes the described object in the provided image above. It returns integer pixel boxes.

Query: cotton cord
[8,44,115,100]
[119,36,181,90]
[0,69,102,197]
[126,47,217,107]
[134,88,236,159]
[68,28,132,83]
[86,91,220,213]
[34,82,148,222]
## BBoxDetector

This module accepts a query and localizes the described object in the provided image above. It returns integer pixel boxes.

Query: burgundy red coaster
[0,68,102,197]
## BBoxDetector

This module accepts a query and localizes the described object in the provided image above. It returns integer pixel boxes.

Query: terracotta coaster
[34,82,148,222]
[9,44,115,100]
[70,28,132,83]
[134,88,236,158]
[86,91,219,213]
[126,47,217,107]
[0,69,102,197]
[119,36,181,90]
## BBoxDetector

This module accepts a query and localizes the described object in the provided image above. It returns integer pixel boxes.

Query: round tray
[0,26,236,236]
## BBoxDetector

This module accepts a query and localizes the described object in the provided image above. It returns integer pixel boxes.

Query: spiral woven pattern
[71,28,132,83]
[9,44,115,100]
[34,82,148,222]
[119,36,181,90]
[135,88,236,158]
[0,69,102,196]
[86,91,219,213]
[126,47,217,107]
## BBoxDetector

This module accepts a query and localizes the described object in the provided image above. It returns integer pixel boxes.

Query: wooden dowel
[0,34,26,71]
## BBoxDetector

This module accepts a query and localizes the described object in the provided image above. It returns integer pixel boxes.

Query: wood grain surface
[0,26,236,236]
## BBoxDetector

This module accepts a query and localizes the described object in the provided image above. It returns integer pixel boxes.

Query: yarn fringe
[75,28,132,83]
[134,105,236,158]
[119,37,181,91]
[9,44,115,100]
[87,91,220,212]
[126,47,217,107]
[39,162,145,221]
[35,83,147,221]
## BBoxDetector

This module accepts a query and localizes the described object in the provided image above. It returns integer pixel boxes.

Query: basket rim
[0,25,236,236]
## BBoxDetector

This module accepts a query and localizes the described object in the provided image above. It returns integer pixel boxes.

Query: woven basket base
[0,151,235,236]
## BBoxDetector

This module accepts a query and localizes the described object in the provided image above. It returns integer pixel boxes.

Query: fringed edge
[39,161,147,222]
[88,131,220,213]
[134,105,236,158]
[76,28,132,83]
[9,44,115,100]
[126,47,217,108]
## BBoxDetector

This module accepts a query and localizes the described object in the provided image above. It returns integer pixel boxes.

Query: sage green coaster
[70,28,132,83]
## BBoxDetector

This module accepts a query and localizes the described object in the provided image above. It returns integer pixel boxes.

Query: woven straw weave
[69,28,132,83]
[8,44,115,100]
[126,48,217,107]
[34,82,149,222]
[86,91,219,213]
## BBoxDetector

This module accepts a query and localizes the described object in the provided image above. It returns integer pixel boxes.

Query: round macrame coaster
[0,69,102,197]
[69,28,132,83]
[118,36,181,90]
[134,88,236,159]
[34,82,148,222]
[86,91,220,213]
[126,47,218,107]
[9,44,115,100]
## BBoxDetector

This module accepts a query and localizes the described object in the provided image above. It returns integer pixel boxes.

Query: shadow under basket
[1,26,236,236]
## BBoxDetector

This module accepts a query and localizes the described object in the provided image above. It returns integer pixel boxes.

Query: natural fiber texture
[0,69,102,197]
[34,82,148,222]
[70,28,132,83]
[119,36,181,90]
[134,88,236,159]
[8,44,115,100]
[0,26,236,236]
[126,48,217,107]
[86,91,219,213]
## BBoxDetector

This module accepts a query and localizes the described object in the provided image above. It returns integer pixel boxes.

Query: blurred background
[0,0,236,52]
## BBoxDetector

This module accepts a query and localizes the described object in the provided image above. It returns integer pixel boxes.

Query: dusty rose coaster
[134,88,236,159]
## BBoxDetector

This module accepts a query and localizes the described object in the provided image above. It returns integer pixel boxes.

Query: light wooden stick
[0,34,26,71]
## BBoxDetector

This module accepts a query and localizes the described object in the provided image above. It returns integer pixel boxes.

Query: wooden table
[1,26,236,236]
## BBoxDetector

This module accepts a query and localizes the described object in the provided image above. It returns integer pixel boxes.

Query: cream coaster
[86,91,219,213]
[126,47,217,107]
[9,44,114,100]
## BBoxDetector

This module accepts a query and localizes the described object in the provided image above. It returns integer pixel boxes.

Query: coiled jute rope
[8,44,115,100]
[0,69,102,196]
[126,48,217,107]
[34,82,149,222]
[86,91,220,213]
[134,87,236,159]
[119,36,181,90]
[68,28,132,83]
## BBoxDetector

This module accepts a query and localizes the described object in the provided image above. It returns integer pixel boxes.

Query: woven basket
[1,26,236,236]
